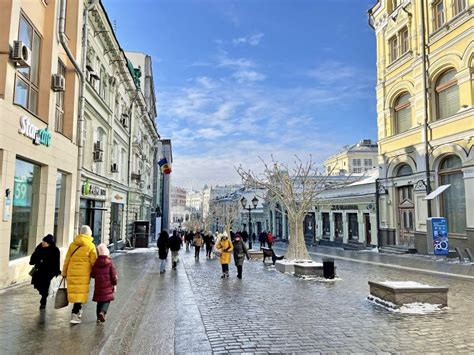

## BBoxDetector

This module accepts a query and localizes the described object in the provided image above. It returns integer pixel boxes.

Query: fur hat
[42,234,55,245]
[79,225,92,236]
[97,243,110,256]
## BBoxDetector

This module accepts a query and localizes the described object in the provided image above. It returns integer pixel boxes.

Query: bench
[261,247,284,265]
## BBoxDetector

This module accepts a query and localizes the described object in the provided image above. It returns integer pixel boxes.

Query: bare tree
[237,155,354,260]
[209,198,240,235]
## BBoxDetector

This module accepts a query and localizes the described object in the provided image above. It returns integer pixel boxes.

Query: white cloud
[232,70,266,83]
[232,33,264,46]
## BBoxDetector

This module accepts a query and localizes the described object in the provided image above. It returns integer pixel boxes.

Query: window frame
[389,35,399,63]
[435,69,459,121]
[432,0,445,31]
[452,0,466,16]
[400,27,409,55]
[393,92,412,134]
[55,60,66,133]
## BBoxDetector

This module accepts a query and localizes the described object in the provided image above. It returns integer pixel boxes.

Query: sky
[103,0,378,190]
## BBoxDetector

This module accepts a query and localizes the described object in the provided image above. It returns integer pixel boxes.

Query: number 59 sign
[13,177,31,207]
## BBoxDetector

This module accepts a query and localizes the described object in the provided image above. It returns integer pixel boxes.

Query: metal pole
[248,206,252,250]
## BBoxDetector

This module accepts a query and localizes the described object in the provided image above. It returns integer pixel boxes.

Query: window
[14,14,41,114]
[54,172,67,243]
[353,167,362,173]
[352,159,361,166]
[400,27,409,55]
[396,164,413,177]
[433,0,445,31]
[389,36,398,62]
[439,155,466,234]
[453,0,466,16]
[55,60,65,133]
[10,159,41,260]
[394,93,412,134]
[436,69,459,120]
[364,159,373,166]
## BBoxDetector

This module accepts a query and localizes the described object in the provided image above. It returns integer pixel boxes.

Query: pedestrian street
[1,245,474,354]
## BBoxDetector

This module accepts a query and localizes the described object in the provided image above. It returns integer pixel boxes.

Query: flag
[158,158,172,174]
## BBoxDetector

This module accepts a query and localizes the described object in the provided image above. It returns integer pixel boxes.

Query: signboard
[18,116,52,147]
[82,179,106,197]
[427,217,449,256]
[13,176,32,207]
[3,197,12,221]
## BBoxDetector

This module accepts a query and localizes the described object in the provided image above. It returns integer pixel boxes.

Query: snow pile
[123,247,158,254]
[367,296,446,314]
[380,281,434,289]
[293,260,322,267]
[296,275,341,282]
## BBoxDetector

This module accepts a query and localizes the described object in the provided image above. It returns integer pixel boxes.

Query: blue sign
[430,217,449,256]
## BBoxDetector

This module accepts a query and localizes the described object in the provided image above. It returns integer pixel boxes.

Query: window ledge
[429,6,474,44]
[429,106,474,129]
[379,125,422,144]
[386,51,412,72]
[13,103,47,125]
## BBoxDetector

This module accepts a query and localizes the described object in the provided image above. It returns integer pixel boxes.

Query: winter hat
[79,225,92,236]
[42,234,55,245]
[97,243,110,256]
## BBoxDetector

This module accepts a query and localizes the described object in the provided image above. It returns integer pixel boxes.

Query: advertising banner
[428,217,449,256]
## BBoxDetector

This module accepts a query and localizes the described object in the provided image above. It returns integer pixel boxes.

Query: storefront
[109,191,126,250]
[80,179,107,245]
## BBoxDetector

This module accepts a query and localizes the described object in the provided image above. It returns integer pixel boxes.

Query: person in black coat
[157,231,169,274]
[168,230,182,269]
[29,234,60,309]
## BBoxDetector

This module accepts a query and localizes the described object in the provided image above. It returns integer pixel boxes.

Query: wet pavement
[0,245,474,354]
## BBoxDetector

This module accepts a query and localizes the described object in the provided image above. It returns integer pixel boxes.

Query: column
[342,213,349,244]
[358,212,365,244]
[329,212,335,242]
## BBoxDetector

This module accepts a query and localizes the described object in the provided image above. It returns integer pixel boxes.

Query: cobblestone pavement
[1,246,474,354]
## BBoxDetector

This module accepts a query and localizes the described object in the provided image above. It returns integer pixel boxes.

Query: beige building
[324,139,378,175]
[0,0,83,288]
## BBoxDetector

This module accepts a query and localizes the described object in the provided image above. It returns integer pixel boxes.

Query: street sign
[427,217,449,255]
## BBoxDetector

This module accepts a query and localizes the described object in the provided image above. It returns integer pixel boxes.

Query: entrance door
[110,203,123,250]
[364,213,371,245]
[334,213,343,241]
[304,213,315,244]
[397,186,415,247]
[348,213,359,242]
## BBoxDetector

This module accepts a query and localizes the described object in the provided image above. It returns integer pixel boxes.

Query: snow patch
[296,275,341,282]
[123,247,158,254]
[380,281,435,289]
[367,296,447,314]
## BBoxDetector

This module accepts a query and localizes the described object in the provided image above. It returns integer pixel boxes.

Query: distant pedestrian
[193,232,203,260]
[241,230,249,243]
[62,225,97,324]
[157,231,169,273]
[216,231,233,279]
[259,232,266,248]
[252,232,256,244]
[91,244,117,323]
[185,232,193,251]
[267,232,274,248]
[205,233,215,259]
[169,230,182,269]
[233,234,250,279]
[29,234,61,310]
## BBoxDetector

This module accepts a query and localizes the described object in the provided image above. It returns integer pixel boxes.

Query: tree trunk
[285,214,310,260]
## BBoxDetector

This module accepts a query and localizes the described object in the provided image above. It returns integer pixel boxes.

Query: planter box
[293,262,324,277]
[275,260,295,273]
[368,281,448,307]
[248,250,263,261]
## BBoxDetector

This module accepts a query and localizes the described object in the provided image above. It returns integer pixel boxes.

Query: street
[1,246,474,354]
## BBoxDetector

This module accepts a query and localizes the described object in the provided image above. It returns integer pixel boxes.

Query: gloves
[246,255,250,260]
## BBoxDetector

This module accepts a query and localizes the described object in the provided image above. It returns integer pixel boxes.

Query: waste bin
[322,258,335,279]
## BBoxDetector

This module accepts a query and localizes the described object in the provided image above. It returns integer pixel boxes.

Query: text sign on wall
[18,116,52,147]
[428,217,449,256]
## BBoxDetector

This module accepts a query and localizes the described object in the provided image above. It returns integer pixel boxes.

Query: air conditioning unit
[94,141,103,152]
[131,171,142,181]
[86,65,100,81]
[111,163,119,173]
[11,40,31,68]
[93,151,103,162]
[51,74,65,92]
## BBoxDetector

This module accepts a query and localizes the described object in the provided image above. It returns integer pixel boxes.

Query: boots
[172,261,177,269]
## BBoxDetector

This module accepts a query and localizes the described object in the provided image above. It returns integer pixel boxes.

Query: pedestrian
[193,232,203,260]
[216,231,233,278]
[233,234,250,279]
[91,243,117,323]
[241,230,249,243]
[62,225,98,324]
[168,230,182,269]
[259,232,266,248]
[252,232,256,244]
[157,230,169,273]
[267,231,274,248]
[185,232,193,251]
[205,232,214,259]
[29,234,61,310]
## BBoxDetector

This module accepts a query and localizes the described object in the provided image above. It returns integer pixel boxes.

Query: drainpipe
[58,0,98,234]
[375,178,382,247]
[420,0,432,217]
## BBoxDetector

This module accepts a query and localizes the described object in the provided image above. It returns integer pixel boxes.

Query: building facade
[324,139,378,175]
[0,0,82,287]
[369,0,474,252]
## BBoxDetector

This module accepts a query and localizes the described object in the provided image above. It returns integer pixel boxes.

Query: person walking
[62,225,97,324]
[29,234,61,310]
[267,232,274,248]
[91,244,117,323]
[259,232,266,248]
[168,230,182,269]
[233,234,250,279]
[157,230,169,273]
[216,231,233,278]
[193,232,203,260]
[205,233,214,259]
[252,232,256,245]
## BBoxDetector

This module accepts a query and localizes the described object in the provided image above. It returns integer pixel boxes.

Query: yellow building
[324,139,378,175]
[368,0,474,252]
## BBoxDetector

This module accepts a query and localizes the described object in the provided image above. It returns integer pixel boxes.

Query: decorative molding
[414,179,427,192]
[378,183,388,195]
[463,167,474,179]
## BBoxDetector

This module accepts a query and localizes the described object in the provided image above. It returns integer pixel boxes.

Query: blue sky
[103,0,378,189]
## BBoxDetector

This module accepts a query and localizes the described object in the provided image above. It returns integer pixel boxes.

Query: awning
[424,184,451,200]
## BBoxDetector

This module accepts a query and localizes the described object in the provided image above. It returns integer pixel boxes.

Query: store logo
[82,179,106,197]
[19,116,52,147]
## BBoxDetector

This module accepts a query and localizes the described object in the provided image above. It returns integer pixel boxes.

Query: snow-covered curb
[367,295,447,314]
[379,281,435,289]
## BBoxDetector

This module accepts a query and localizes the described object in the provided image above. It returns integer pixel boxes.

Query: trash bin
[322,258,335,279]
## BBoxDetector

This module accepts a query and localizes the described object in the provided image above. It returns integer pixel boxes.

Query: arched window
[436,69,459,120]
[439,155,466,234]
[394,93,412,134]
[396,164,413,177]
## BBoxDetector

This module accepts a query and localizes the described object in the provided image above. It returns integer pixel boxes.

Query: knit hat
[42,234,55,245]
[97,243,110,256]
[79,225,92,236]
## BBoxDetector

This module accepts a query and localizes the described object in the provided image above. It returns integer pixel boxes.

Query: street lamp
[241,196,258,250]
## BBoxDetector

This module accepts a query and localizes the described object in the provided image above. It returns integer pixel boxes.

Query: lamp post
[241,196,258,250]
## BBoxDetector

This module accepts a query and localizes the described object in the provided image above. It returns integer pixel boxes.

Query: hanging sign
[18,116,52,147]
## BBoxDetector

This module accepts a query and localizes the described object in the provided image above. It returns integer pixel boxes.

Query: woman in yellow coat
[216,231,233,278]
[62,225,97,324]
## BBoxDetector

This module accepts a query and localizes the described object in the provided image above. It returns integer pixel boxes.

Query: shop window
[453,0,466,16]
[322,213,330,237]
[14,14,41,115]
[334,213,343,239]
[396,164,413,177]
[54,172,67,243]
[10,159,41,260]
[80,199,104,245]
[432,0,445,31]
[439,155,466,234]
[394,92,412,134]
[55,60,66,133]
[435,69,459,121]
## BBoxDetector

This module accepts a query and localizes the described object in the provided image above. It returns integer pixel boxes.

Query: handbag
[29,266,38,277]
[54,277,68,309]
